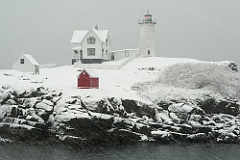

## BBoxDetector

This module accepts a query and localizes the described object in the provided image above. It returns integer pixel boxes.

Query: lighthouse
[138,11,157,57]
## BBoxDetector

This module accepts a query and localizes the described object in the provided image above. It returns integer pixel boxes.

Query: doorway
[80,50,83,60]
[111,53,115,60]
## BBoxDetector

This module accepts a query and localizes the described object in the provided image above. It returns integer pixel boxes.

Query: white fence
[40,63,56,68]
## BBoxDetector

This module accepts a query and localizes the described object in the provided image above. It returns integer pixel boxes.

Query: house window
[87,37,96,44]
[20,59,24,64]
[106,39,108,46]
[87,48,95,56]
[106,50,108,55]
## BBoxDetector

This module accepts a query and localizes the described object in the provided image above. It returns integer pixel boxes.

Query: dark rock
[52,96,62,104]
[192,125,212,133]
[113,119,133,129]
[186,133,212,142]
[122,99,156,119]
[110,129,142,142]
[175,124,193,134]
[228,62,238,72]
[5,99,17,105]
[108,98,127,116]
[95,99,114,115]
[157,101,172,110]
[43,95,53,101]
[171,132,188,142]
[12,89,26,98]
[0,91,11,105]
[132,123,152,136]
[31,87,47,97]
[151,130,173,143]
[35,102,53,112]
[0,124,49,141]
[2,85,10,90]
[23,98,40,108]
[197,98,239,116]
[35,109,49,122]
[217,132,239,143]
[66,98,78,104]
[64,116,114,138]
[9,106,19,117]
[148,121,162,127]
[217,100,239,116]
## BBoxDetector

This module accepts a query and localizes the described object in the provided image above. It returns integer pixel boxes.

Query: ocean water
[0,143,239,160]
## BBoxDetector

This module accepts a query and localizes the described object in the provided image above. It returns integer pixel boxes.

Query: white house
[71,25,110,64]
[12,54,40,74]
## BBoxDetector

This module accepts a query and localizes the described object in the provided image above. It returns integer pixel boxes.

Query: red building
[77,69,99,89]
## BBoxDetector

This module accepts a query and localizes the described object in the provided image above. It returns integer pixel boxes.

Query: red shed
[77,69,99,89]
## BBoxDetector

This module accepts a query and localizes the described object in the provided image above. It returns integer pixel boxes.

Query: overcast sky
[0,0,240,69]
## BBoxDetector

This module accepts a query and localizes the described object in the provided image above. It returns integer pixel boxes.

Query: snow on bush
[133,63,240,100]
[157,63,240,99]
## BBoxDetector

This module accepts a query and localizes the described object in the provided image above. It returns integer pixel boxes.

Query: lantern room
[144,11,152,22]
[138,11,156,24]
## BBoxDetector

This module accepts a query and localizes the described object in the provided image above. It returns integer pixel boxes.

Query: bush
[157,63,240,99]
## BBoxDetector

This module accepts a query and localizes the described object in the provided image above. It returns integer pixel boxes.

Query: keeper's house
[71,25,110,64]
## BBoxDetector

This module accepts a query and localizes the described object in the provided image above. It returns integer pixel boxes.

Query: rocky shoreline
[0,85,239,145]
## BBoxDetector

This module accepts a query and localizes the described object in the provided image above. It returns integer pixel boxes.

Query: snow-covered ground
[0,57,224,103]
[1,57,239,144]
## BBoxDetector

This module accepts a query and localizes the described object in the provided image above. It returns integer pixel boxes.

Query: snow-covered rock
[35,102,53,112]
[156,112,173,124]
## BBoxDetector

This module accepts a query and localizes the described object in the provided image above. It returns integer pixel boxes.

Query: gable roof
[71,28,109,44]
[78,69,99,78]
[92,28,109,42]
[71,30,88,43]
[23,54,39,65]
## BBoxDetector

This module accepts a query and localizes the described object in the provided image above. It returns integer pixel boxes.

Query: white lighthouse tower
[138,11,157,57]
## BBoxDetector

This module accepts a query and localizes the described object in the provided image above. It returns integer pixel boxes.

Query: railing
[138,19,157,24]
[74,54,138,70]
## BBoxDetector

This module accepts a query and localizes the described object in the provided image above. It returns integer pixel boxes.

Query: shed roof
[79,69,99,78]
[72,46,82,51]
[23,54,39,66]
[71,29,108,44]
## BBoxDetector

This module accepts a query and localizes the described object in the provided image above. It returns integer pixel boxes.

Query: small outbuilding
[12,54,40,74]
[77,69,99,89]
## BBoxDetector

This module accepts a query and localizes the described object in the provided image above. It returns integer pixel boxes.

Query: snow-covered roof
[71,31,88,43]
[92,29,108,42]
[71,29,108,44]
[23,54,39,66]
[79,69,99,78]
[72,47,82,51]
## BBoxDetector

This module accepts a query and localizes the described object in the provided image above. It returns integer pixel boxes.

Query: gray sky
[1,0,240,69]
